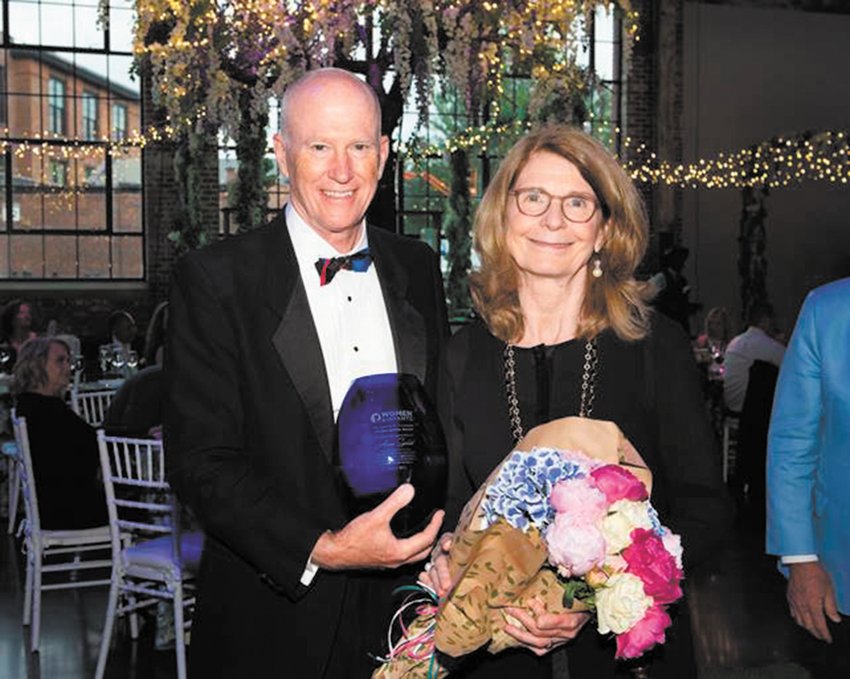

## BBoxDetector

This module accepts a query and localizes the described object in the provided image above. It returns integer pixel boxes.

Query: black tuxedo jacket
[165,212,449,677]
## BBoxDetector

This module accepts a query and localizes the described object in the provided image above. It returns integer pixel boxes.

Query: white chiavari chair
[11,410,112,652]
[95,431,202,679]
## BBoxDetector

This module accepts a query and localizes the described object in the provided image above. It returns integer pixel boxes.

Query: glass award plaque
[335,373,448,538]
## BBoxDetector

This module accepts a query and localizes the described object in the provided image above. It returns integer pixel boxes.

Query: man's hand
[312,484,444,570]
[787,561,841,642]
[503,600,590,655]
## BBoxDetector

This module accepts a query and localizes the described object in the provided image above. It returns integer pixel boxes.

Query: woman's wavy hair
[470,124,652,343]
[1,299,27,341]
[12,337,69,395]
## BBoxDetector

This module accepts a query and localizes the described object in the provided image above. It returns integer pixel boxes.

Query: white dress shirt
[723,326,785,412]
[286,204,398,585]
[286,204,398,420]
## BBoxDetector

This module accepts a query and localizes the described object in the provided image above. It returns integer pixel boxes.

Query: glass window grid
[0,0,143,281]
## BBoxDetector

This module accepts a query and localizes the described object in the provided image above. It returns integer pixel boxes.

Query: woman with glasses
[425,125,732,679]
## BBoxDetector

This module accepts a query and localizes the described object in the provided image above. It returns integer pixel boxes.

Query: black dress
[438,313,733,679]
[15,392,108,529]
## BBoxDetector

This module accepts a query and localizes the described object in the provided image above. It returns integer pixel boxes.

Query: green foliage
[561,577,597,611]
[444,149,472,321]
[168,129,213,255]
[231,89,271,233]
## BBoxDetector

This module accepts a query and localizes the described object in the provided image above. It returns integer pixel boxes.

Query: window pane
[44,234,77,278]
[0,236,8,277]
[108,6,135,53]
[41,3,75,48]
[74,5,104,50]
[10,234,44,278]
[112,235,142,277]
[113,147,141,233]
[8,2,40,45]
[107,55,137,97]
[13,152,43,230]
[77,189,106,231]
[78,234,109,278]
[43,185,75,230]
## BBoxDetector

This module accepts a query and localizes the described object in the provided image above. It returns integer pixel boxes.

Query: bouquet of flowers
[373,417,684,679]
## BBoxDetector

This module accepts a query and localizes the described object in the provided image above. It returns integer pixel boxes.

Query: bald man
[165,68,449,677]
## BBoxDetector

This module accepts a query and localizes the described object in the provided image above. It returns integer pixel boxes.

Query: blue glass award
[335,373,448,538]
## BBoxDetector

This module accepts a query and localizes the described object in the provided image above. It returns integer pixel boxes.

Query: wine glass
[111,347,126,375]
[98,345,112,375]
[0,346,12,373]
[126,350,139,372]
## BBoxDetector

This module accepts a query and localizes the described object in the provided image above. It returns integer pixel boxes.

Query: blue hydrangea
[648,503,664,535]
[481,447,588,532]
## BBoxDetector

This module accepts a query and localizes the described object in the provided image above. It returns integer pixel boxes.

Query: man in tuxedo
[165,68,449,678]
[766,277,850,678]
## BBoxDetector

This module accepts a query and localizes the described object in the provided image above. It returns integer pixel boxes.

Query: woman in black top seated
[13,337,107,529]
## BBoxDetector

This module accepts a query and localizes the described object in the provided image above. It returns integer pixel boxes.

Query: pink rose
[661,529,684,570]
[545,514,606,577]
[615,604,671,659]
[622,528,683,604]
[590,465,648,504]
[550,478,608,524]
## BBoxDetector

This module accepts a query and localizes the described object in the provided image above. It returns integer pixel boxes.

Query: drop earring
[591,251,603,278]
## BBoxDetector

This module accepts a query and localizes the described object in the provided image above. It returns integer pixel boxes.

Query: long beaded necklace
[503,337,598,443]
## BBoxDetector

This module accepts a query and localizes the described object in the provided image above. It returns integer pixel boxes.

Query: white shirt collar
[286,203,368,267]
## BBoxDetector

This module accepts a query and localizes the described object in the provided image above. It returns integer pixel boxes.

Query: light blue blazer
[766,277,850,614]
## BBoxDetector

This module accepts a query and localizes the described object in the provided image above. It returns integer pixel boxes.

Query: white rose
[600,500,653,554]
[596,573,652,635]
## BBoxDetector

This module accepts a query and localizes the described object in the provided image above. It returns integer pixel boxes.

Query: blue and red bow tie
[314,248,372,286]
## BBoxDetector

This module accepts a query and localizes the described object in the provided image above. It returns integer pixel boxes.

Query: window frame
[0,1,145,286]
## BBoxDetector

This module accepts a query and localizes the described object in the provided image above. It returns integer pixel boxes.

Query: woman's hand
[418,532,453,597]
[503,599,590,656]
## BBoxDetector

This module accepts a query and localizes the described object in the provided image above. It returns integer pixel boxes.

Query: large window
[0,0,143,282]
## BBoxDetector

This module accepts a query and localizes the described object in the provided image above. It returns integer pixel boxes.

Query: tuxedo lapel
[369,227,427,384]
[263,217,335,462]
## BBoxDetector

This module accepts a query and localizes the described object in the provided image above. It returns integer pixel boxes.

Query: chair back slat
[97,431,175,551]
[11,411,42,533]
[74,390,116,427]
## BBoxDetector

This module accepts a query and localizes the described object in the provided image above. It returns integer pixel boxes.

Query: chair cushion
[124,531,204,573]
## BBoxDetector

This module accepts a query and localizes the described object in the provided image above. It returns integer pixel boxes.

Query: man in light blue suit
[767,276,850,678]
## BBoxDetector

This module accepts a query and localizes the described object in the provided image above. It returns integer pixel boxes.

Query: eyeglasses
[510,188,601,223]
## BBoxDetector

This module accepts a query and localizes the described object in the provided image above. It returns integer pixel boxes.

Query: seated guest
[723,302,785,412]
[108,309,138,357]
[12,337,107,530]
[103,364,164,438]
[695,306,732,355]
[1,299,38,364]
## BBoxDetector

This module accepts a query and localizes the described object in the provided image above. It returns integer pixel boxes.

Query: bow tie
[314,248,372,286]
